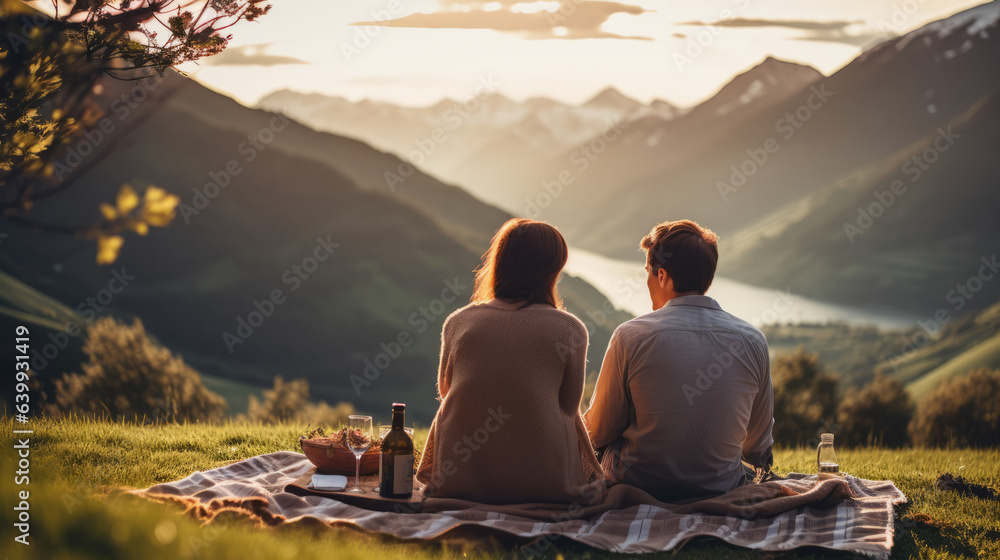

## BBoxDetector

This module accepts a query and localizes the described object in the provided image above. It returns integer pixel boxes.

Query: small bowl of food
[299,428,380,475]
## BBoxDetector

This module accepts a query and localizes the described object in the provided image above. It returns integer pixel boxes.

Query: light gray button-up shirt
[584,295,774,502]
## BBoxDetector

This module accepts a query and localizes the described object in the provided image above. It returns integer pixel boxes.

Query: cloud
[677,18,863,31]
[676,17,893,47]
[351,1,651,40]
[203,44,309,66]
[792,29,896,47]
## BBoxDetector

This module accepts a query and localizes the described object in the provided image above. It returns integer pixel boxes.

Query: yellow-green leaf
[99,203,117,221]
[141,186,180,227]
[116,184,139,214]
[96,235,124,265]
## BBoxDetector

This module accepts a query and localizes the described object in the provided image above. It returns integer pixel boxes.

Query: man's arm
[584,327,629,449]
[742,335,774,470]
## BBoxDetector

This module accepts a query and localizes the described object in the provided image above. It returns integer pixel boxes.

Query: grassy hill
[907,331,1000,399]
[1,417,997,560]
[762,300,1000,395]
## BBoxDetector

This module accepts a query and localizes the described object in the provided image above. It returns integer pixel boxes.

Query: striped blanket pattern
[133,452,906,558]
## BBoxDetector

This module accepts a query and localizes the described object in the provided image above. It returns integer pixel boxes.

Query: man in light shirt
[584,219,774,502]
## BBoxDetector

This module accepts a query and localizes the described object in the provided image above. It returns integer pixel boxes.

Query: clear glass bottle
[817,433,839,475]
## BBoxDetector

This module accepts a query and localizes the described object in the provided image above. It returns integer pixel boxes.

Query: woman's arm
[436,315,454,400]
[559,318,590,415]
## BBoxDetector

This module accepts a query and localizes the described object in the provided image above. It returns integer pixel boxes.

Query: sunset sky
[169,0,984,107]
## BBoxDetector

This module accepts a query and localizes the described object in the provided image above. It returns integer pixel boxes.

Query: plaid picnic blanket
[132,452,906,558]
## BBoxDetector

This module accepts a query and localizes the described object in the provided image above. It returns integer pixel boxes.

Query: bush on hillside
[772,348,840,446]
[836,375,914,447]
[48,317,227,422]
[246,375,354,427]
[909,369,1000,447]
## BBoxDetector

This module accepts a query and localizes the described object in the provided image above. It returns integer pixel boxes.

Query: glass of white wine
[347,415,373,493]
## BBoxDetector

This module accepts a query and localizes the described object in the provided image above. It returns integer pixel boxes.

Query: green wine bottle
[379,403,414,499]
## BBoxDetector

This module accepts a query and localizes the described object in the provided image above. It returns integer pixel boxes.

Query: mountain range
[0,73,630,422]
[258,2,1000,318]
[257,86,680,211]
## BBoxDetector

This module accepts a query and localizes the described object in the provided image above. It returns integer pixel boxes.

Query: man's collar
[664,294,722,310]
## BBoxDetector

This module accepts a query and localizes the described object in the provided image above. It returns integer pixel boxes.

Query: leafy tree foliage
[246,375,354,427]
[48,316,228,421]
[1,0,270,262]
[836,375,914,447]
[771,348,840,446]
[909,368,1000,448]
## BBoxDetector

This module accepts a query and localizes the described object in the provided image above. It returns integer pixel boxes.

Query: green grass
[2,417,998,560]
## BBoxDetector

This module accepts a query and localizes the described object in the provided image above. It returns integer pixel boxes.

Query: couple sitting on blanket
[415,218,774,505]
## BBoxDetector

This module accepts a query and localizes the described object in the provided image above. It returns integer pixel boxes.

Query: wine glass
[347,415,373,493]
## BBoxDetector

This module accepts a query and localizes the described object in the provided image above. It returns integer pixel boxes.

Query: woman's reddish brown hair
[471,218,567,309]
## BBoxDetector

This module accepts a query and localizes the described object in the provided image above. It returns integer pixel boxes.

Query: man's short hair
[640,219,719,294]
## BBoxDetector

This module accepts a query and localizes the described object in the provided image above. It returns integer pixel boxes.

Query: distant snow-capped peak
[893,0,1000,52]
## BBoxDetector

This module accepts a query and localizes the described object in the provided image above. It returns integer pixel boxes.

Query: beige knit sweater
[416,299,604,504]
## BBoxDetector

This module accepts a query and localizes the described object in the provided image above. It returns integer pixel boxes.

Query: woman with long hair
[415,218,603,504]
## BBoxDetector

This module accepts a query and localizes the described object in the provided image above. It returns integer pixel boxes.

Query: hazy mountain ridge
[257,87,680,211]
[529,56,824,236]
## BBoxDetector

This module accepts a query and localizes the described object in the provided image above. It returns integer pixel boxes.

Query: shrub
[771,348,840,446]
[246,375,354,427]
[909,369,1000,447]
[837,375,914,447]
[48,317,227,422]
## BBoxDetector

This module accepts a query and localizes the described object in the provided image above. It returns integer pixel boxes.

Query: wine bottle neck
[391,410,405,430]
